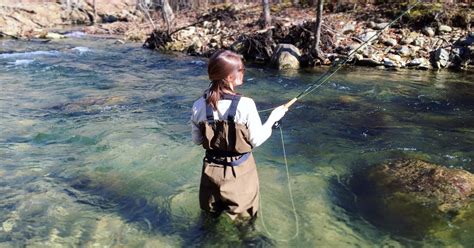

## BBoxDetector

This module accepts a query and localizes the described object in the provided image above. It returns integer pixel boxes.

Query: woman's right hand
[268,105,288,124]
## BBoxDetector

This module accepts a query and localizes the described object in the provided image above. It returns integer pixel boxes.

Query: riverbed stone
[355,58,382,67]
[407,58,430,69]
[401,32,418,45]
[271,44,301,70]
[353,53,364,61]
[374,22,389,30]
[176,27,196,40]
[382,37,397,46]
[438,25,453,33]
[2,219,16,233]
[406,58,422,66]
[42,32,65,39]
[414,37,425,47]
[342,23,356,34]
[398,46,411,57]
[433,48,450,68]
[422,27,435,37]
[387,53,401,63]
[358,30,378,43]
[383,58,398,67]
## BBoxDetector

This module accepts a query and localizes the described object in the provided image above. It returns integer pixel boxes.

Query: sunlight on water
[1,37,473,247]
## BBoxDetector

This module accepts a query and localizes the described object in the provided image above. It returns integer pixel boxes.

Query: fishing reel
[273,121,282,129]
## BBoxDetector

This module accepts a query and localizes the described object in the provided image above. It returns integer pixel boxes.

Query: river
[1,36,473,247]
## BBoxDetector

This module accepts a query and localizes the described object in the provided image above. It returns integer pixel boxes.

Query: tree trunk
[313,0,324,60]
[66,0,71,12]
[262,0,271,28]
[162,0,175,34]
[92,0,97,24]
[293,0,299,7]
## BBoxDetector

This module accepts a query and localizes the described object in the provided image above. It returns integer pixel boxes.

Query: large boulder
[271,44,301,70]
[350,159,474,238]
[368,159,474,212]
[433,48,450,68]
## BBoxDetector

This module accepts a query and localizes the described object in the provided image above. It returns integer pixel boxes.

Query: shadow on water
[60,176,275,247]
[326,159,425,245]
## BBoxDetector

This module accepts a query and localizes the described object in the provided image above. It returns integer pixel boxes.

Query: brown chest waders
[198,94,259,220]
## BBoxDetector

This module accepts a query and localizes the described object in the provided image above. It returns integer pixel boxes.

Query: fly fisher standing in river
[191,50,288,221]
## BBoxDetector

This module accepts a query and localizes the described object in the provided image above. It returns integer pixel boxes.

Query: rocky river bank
[1,2,473,71]
[0,0,149,42]
[144,3,474,71]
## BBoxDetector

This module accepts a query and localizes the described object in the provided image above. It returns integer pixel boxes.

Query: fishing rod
[281,0,423,111]
[259,1,424,240]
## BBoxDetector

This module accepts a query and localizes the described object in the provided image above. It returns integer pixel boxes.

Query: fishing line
[259,125,299,241]
[257,0,422,241]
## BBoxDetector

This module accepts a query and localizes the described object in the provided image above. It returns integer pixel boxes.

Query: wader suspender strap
[225,94,241,122]
[204,94,215,124]
[204,94,241,124]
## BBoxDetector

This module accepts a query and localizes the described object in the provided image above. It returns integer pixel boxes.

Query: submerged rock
[368,159,474,212]
[350,159,474,238]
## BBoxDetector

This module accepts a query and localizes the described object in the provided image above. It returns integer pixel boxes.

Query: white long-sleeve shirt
[191,96,272,148]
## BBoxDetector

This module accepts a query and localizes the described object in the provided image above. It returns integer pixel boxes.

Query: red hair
[207,50,243,110]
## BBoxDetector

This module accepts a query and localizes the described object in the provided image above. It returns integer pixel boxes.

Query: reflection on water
[0,37,473,247]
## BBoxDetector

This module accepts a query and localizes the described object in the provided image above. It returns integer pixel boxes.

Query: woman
[191,50,287,220]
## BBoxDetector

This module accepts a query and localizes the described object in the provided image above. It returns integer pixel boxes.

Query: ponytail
[206,79,234,110]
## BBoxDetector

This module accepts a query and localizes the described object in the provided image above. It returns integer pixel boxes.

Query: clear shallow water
[1,37,473,247]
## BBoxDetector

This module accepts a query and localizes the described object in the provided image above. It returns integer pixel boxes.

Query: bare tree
[262,0,271,28]
[162,0,175,34]
[92,0,97,24]
[312,0,324,60]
